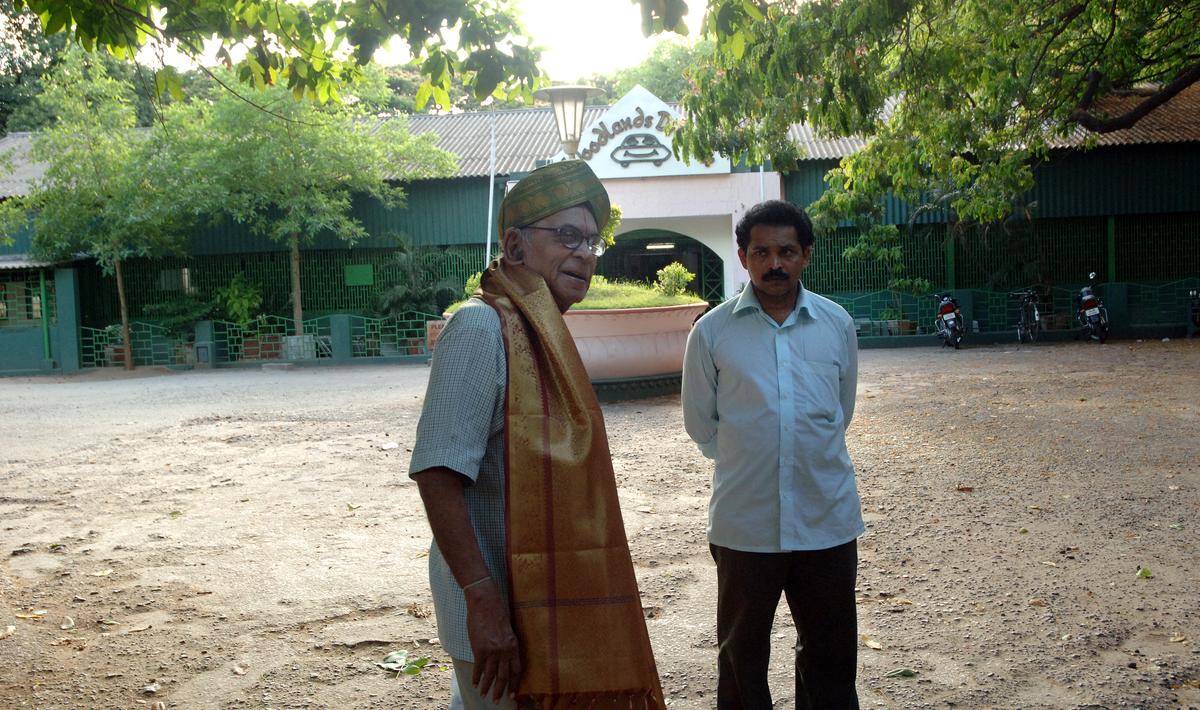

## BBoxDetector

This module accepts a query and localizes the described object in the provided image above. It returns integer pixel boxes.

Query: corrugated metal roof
[403,106,609,178]
[0,253,54,269]
[3,85,1198,195]
[786,124,869,160]
[1049,83,1200,149]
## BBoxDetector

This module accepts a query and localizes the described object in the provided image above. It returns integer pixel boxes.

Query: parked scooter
[1076,272,1109,344]
[933,293,964,349]
[1188,287,1200,338]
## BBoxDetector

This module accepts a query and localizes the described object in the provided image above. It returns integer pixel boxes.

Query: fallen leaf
[232,664,247,676]
[98,619,118,626]
[346,503,361,511]
[60,617,75,630]
[1169,634,1188,643]
[377,649,431,676]
[15,610,48,620]
[1136,567,1154,579]
[89,569,112,577]
[1028,598,1048,607]
[861,634,883,650]
[895,598,914,605]
[1039,561,1058,567]
[128,624,151,633]
[1028,505,1042,511]
[955,484,974,493]
[884,667,918,678]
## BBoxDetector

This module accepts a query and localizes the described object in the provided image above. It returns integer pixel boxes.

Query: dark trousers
[710,541,860,710]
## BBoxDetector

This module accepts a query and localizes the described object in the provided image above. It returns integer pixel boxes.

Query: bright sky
[513,0,704,82]
[152,1,706,86]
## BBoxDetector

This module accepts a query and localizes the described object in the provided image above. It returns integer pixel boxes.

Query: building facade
[1,85,1197,374]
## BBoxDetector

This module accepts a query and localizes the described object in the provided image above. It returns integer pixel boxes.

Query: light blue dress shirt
[682,283,863,553]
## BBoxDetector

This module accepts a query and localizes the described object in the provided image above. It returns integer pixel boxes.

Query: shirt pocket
[796,360,841,424]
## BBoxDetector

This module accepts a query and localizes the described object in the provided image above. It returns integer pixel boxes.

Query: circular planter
[563,302,709,381]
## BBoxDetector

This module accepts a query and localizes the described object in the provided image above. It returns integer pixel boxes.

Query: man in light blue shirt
[682,199,862,709]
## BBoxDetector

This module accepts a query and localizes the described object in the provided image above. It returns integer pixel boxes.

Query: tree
[609,38,713,103]
[6,1,693,111]
[7,0,550,111]
[669,0,1199,226]
[5,47,205,369]
[189,76,457,336]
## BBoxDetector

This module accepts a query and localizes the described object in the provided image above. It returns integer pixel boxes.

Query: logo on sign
[610,134,671,167]
[580,106,673,162]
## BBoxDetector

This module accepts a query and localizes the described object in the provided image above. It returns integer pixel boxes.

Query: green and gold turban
[499,159,610,237]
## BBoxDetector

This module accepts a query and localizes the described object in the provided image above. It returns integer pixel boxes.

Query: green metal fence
[78,246,489,328]
[349,312,441,359]
[211,315,335,364]
[80,321,180,368]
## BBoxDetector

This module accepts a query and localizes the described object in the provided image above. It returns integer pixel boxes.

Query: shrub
[655,262,695,297]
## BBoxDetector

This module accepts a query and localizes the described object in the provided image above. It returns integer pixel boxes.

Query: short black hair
[735,200,814,251]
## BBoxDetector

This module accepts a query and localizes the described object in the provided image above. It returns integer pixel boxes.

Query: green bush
[464,271,482,298]
[655,262,695,297]
[215,273,262,326]
[446,273,704,313]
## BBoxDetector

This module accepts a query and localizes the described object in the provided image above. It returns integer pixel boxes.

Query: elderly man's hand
[465,579,522,703]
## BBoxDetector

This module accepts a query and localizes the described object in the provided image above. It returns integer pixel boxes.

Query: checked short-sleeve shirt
[408,300,507,662]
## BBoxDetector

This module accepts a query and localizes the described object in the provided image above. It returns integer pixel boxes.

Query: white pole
[484,111,498,266]
[759,161,764,201]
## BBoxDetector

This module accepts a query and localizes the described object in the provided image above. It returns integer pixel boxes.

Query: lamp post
[534,84,602,159]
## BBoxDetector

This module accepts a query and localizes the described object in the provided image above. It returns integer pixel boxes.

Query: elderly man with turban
[409,160,665,709]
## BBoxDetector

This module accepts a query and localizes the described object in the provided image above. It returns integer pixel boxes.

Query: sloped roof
[0,253,56,269]
[3,84,1198,197]
[1049,83,1200,148]
[403,106,608,178]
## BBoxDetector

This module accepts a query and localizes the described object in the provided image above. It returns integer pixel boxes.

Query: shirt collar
[733,282,818,321]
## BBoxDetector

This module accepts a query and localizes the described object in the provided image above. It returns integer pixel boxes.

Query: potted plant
[447,262,708,381]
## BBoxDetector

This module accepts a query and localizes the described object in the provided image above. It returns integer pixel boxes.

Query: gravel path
[1,339,1197,709]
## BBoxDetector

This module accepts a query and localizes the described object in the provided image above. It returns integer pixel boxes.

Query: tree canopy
[607,38,712,103]
[670,0,1199,225]
[1,0,691,112]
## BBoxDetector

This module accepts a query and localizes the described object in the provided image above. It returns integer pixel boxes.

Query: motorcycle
[1188,287,1200,338]
[1076,272,1109,344]
[933,293,964,349]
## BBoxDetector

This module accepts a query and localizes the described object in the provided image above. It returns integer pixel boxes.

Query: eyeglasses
[522,225,606,256]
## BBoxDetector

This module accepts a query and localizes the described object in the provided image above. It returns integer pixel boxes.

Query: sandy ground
[1,339,1198,709]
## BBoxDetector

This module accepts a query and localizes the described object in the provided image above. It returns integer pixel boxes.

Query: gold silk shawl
[479,259,665,709]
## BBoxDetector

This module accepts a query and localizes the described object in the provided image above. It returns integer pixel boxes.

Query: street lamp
[534,84,602,159]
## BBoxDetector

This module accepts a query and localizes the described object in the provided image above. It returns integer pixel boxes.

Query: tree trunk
[290,235,303,336]
[115,257,134,371]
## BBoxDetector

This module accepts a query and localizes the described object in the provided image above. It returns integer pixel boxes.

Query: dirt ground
[1,338,1198,710]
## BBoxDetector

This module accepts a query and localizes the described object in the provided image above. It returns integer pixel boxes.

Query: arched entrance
[597,229,725,305]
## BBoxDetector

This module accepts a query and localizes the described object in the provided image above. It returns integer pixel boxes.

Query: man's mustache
[763,268,790,281]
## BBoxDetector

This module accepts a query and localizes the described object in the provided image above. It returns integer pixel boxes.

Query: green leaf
[414,81,434,110]
[884,668,918,678]
[1136,567,1154,579]
[728,31,747,61]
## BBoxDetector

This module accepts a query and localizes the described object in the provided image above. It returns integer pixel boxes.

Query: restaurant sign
[572,85,731,180]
